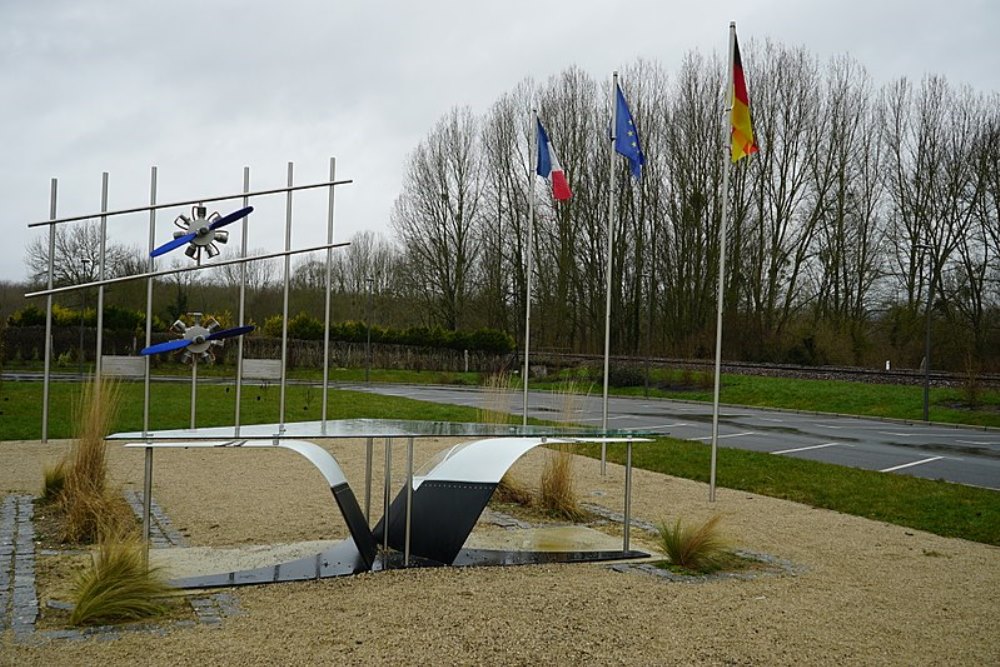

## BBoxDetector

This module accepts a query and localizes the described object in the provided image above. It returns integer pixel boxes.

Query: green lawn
[0,379,487,440]
[1,376,997,547]
[576,439,1000,547]
[535,368,1000,428]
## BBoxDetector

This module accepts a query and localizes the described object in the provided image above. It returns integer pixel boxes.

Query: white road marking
[817,424,842,429]
[771,442,847,455]
[956,439,999,446]
[878,431,918,437]
[880,456,944,473]
[759,417,785,423]
[643,423,689,431]
[691,431,755,441]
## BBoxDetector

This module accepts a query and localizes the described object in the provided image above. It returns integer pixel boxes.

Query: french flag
[536,118,572,201]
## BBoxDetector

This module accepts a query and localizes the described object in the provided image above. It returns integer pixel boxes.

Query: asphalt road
[341,383,1000,491]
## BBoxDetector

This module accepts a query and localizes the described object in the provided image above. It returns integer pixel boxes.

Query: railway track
[528,351,1000,388]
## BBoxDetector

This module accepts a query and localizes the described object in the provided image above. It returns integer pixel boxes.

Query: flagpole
[522,109,538,426]
[601,72,619,474]
[709,22,737,503]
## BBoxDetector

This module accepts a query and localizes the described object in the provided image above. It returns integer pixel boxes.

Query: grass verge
[577,438,1000,546]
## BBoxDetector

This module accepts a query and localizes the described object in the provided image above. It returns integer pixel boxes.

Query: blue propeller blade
[139,338,192,356]
[206,324,255,341]
[209,206,253,230]
[150,232,197,258]
[149,206,254,258]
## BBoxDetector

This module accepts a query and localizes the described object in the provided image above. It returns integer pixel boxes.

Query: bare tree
[210,248,277,293]
[805,55,887,349]
[736,40,824,356]
[392,107,484,330]
[659,51,725,354]
[24,220,141,287]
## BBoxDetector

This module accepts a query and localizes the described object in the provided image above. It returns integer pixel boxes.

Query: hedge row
[7,306,516,355]
[262,313,515,354]
[6,304,166,332]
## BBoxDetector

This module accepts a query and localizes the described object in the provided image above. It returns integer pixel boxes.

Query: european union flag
[614,83,645,180]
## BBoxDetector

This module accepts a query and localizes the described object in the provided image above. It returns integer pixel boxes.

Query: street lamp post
[365,276,374,384]
[79,258,91,378]
[643,271,653,398]
[917,243,934,421]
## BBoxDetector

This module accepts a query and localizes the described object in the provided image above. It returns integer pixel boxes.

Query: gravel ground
[2,437,998,666]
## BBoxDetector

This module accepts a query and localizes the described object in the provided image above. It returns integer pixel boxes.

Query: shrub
[608,364,645,388]
[262,314,284,338]
[656,514,728,573]
[963,354,982,408]
[468,328,515,354]
[7,305,46,327]
[288,312,324,340]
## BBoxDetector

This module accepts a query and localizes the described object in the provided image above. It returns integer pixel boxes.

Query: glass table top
[108,418,653,441]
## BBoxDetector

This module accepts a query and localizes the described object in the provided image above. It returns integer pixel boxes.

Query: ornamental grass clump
[535,380,585,520]
[59,377,134,543]
[41,458,68,503]
[539,444,585,521]
[70,527,172,626]
[656,514,729,573]
[477,372,515,427]
[478,373,532,504]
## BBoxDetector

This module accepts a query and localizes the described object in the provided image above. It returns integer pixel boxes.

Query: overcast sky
[2,0,997,285]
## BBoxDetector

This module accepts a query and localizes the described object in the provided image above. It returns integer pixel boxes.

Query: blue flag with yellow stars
[614,83,645,180]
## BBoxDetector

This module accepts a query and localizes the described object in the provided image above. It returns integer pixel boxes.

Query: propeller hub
[185,325,212,354]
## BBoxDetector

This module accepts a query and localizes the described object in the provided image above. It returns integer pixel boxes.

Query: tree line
[388,41,1000,372]
[14,39,1000,373]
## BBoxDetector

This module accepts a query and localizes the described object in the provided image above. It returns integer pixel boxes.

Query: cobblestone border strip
[0,495,17,634]
[123,490,188,548]
[608,549,807,583]
[2,493,239,645]
[580,501,660,534]
[36,591,244,643]
[11,496,38,640]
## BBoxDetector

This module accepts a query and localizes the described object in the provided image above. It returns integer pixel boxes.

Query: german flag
[731,34,758,162]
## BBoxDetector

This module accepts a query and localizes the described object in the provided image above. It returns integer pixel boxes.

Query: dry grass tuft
[58,377,134,543]
[656,514,729,573]
[477,372,516,426]
[539,445,584,521]
[535,380,585,519]
[70,526,172,626]
[41,458,68,503]
[478,372,532,505]
[493,474,535,506]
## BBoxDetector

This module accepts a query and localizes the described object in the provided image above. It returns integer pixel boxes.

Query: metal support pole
[602,72,620,475]
[322,158,337,430]
[79,258,91,379]
[235,167,250,436]
[190,360,198,430]
[143,167,156,437]
[41,178,57,443]
[95,172,108,380]
[365,277,373,383]
[923,263,934,422]
[142,447,153,564]
[382,437,392,559]
[623,436,633,553]
[522,108,538,427]
[364,437,374,522]
[278,162,293,430]
[405,437,413,567]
